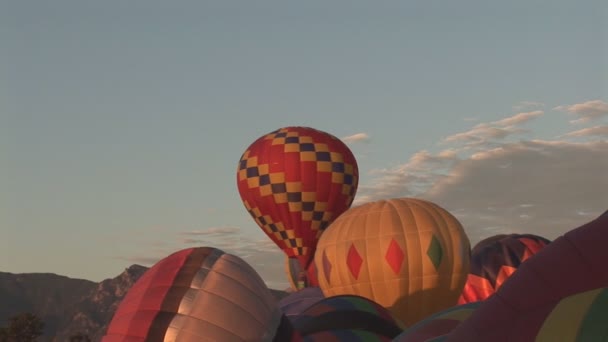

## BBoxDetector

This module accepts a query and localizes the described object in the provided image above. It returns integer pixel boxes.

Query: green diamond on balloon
[427,235,443,270]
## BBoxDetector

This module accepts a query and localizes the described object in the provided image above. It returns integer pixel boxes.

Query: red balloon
[448,210,608,341]
[237,127,358,269]
[458,234,551,304]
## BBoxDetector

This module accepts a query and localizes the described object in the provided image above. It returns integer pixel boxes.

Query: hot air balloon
[291,295,404,339]
[102,247,285,342]
[448,210,608,341]
[458,233,551,304]
[237,126,359,285]
[302,329,394,342]
[285,256,319,289]
[393,302,481,342]
[314,198,470,326]
[279,287,325,320]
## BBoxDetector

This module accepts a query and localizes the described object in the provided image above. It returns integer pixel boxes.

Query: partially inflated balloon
[302,330,393,342]
[448,210,608,341]
[292,295,404,338]
[279,287,325,320]
[102,247,283,342]
[393,302,481,342]
[458,233,551,304]
[315,198,470,326]
[237,127,358,271]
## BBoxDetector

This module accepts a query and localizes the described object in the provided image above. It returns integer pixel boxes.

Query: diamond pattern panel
[385,239,405,275]
[347,244,363,279]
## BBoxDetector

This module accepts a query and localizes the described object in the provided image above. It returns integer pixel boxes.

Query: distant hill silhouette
[0,266,289,341]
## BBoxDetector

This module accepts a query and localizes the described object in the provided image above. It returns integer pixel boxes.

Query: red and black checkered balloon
[237,127,359,270]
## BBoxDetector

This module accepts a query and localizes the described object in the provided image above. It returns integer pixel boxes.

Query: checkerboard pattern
[237,127,358,261]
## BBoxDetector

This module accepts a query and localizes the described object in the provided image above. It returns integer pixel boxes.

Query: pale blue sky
[2,0,607,287]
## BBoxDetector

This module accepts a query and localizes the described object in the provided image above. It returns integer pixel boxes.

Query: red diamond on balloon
[346,244,363,279]
[385,239,405,275]
[322,250,332,284]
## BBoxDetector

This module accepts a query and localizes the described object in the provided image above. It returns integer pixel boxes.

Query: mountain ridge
[0,265,288,341]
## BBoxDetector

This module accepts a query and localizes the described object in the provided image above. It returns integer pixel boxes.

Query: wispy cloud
[353,148,459,205]
[493,110,544,126]
[554,100,608,124]
[561,125,608,138]
[423,139,608,243]
[441,111,543,147]
[354,104,607,246]
[342,132,370,144]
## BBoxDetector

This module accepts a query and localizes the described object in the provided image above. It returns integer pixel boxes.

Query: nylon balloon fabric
[458,234,551,304]
[447,210,608,341]
[237,127,358,270]
[102,247,283,342]
[301,329,393,342]
[393,302,481,342]
[291,295,404,339]
[315,198,470,326]
[278,287,325,321]
[285,256,319,289]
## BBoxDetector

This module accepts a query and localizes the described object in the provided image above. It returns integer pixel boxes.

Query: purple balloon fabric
[279,287,325,320]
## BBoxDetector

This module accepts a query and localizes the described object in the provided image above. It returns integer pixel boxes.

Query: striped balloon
[102,247,284,342]
[302,329,393,341]
[292,295,404,339]
[535,286,608,341]
[393,302,481,342]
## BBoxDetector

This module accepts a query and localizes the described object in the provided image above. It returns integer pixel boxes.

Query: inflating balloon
[448,210,608,341]
[237,127,358,277]
[292,295,404,339]
[459,233,551,304]
[302,329,393,342]
[315,198,470,326]
[102,247,284,342]
[393,302,481,342]
[279,287,325,320]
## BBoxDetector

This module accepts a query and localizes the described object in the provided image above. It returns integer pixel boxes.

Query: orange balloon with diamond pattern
[314,198,470,326]
[237,127,358,270]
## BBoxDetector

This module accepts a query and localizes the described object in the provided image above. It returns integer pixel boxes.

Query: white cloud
[561,125,608,138]
[354,148,459,205]
[354,105,606,247]
[493,110,544,126]
[342,133,370,144]
[554,100,608,124]
[441,111,543,146]
[423,139,608,244]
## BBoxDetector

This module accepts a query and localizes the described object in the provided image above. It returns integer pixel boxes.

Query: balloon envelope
[102,247,282,342]
[285,255,319,290]
[292,295,404,338]
[279,287,325,320]
[459,233,551,304]
[315,198,470,326]
[301,329,393,342]
[237,126,359,270]
[448,210,608,341]
[393,302,481,342]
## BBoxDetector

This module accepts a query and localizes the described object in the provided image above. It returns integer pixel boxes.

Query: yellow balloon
[314,198,470,326]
